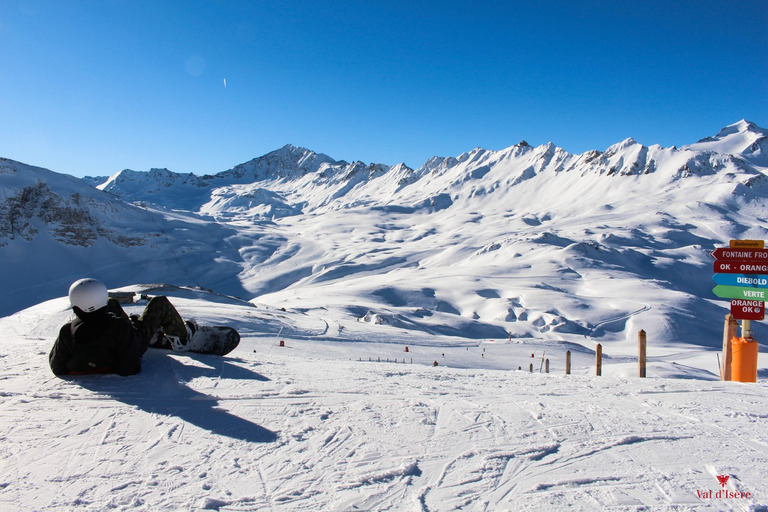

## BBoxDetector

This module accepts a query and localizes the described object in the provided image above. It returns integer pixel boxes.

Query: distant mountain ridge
[88,120,767,219]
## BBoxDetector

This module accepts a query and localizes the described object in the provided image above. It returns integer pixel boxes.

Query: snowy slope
[0,159,250,314]
[3,121,768,352]
[1,287,766,511]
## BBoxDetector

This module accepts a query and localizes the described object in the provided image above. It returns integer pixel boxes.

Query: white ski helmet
[68,278,109,313]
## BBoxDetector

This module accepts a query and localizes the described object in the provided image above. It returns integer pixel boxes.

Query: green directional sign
[712,285,768,302]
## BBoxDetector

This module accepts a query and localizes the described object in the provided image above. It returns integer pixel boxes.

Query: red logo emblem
[716,475,730,488]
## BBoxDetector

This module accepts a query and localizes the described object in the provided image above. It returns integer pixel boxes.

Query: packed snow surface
[1,286,767,511]
[2,121,768,510]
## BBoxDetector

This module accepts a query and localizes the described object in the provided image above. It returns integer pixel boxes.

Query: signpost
[713,244,768,310]
[712,240,766,382]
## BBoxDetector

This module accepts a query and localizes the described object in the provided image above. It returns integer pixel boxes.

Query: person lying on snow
[49,278,198,376]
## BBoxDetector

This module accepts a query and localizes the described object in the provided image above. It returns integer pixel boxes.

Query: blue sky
[1,1,766,177]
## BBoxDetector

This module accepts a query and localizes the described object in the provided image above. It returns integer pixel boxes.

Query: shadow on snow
[69,349,278,444]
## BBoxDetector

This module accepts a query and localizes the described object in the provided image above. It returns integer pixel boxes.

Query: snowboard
[185,325,240,356]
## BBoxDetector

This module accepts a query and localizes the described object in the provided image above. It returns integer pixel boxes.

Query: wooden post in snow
[722,314,738,381]
[595,344,602,376]
[638,330,647,378]
[545,359,550,373]
[565,350,571,375]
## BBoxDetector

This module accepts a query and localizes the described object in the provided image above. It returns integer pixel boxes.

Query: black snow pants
[109,295,187,349]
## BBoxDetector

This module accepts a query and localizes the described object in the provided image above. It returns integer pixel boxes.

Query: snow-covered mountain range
[2,120,767,352]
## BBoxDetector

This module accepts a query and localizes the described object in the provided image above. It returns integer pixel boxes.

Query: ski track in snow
[1,297,768,512]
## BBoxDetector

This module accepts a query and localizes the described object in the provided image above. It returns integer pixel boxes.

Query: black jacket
[49,308,146,376]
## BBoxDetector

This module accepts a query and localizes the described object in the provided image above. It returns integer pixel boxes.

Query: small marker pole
[267,326,284,354]
[638,330,646,378]
[565,350,571,375]
[596,344,602,376]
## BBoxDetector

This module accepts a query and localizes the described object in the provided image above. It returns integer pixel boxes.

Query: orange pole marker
[730,336,758,383]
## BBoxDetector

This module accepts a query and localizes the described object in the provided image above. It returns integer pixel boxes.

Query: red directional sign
[714,260,768,274]
[731,299,766,321]
[711,248,768,261]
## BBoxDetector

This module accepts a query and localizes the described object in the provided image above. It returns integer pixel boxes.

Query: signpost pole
[721,314,737,381]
